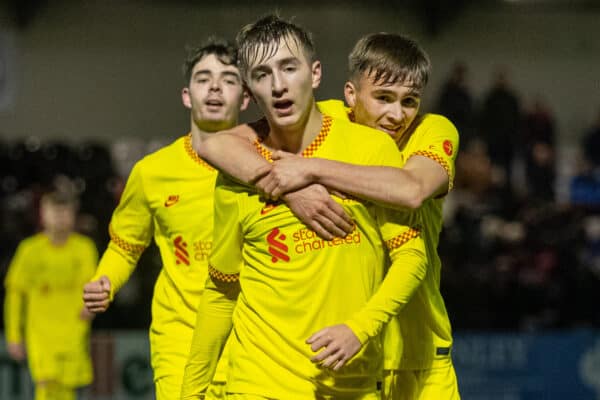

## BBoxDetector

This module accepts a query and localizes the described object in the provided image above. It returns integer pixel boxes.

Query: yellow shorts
[382,365,460,400]
[155,375,226,400]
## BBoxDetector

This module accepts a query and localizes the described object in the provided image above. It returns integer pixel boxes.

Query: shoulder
[331,117,397,148]
[317,99,350,120]
[70,233,96,247]
[136,136,185,169]
[17,234,44,250]
[416,114,458,138]
[129,136,186,178]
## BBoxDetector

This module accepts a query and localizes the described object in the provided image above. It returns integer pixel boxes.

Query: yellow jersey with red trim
[209,115,427,398]
[91,134,227,381]
[318,99,459,370]
[4,233,97,385]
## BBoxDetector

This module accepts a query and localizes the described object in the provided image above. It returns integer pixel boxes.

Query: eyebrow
[373,88,422,97]
[250,56,301,72]
[277,57,300,66]
[193,70,241,80]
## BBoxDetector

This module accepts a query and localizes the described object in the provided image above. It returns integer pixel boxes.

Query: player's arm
[198,121,271,185]
[180,274,239,399]
[199,121,353,239]
[3,242,29,361]
[181,173,243,399]
[262,153,447,210]
[262,117,459,210]
[308,216,427,370]
[83,163,152,313]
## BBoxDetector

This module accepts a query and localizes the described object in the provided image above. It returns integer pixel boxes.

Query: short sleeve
[408,115,459,192]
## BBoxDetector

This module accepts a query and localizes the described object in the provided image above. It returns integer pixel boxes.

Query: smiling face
[345,71,421,141]
[182,53,248,133]
[244,37,321,133]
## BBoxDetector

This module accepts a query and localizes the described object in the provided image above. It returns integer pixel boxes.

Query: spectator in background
[570,109,600,207]
[436,61,475,145]
[479,67,521,192]
[522,95,556,201]
[583,108,600,168]
[4,190,97,400]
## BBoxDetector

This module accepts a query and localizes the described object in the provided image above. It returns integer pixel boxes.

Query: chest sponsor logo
[193,240,212,262]
[267,228,290,263]
[174,236,213,264]
[164,195,180,207]
[174,235,190,266]
[266,227,362,262]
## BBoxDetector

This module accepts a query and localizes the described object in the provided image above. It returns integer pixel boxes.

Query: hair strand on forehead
[236,14,316,77]
[182,36,239,84]
[349,32,430,90]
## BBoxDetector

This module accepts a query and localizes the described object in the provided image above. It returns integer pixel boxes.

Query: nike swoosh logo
[261,204,277,215]
[164,196,180,207]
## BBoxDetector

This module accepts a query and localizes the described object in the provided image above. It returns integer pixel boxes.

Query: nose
[387,101,404,123]
[271,71,285,95]
[209,79,222,92]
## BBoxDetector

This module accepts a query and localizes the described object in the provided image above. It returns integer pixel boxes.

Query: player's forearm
[345,241,427,343]
[4,290,25,343]
[92,246,137,300]
[181,276,237,399]
[312,159,425,210]
[199,131,269,185]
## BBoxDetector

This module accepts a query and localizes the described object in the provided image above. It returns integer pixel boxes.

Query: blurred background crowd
[0,0,599,335]
[1,62,599,333]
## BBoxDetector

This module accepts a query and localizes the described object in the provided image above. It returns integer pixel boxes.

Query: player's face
[41,203,76,234]
[245,38,321,131]
[345,72,421,141]
[182,54,249,132]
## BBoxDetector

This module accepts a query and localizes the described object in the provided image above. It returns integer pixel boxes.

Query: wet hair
[182,36,239,84]
[236,14,316,77]
[349,32,430,90]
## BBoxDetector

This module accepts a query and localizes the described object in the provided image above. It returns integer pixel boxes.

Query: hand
[82,275,112,313]
[256,151,316,200]
[79,306,96,321]
[7,342,26,362]
[283,184,354,240]
[306,324,362,371]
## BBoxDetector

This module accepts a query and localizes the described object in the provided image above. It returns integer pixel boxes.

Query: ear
[344,81,357,108]
[311,60,322,89]
[239,89,251,112]
[181,87,192,109]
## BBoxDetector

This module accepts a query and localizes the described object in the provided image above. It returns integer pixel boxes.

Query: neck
[190,120,236,153]
[266,103,322,154]
[46,230,69,246]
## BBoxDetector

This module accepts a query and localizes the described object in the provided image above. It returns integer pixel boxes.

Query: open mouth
[205,99,224,109]
[273,100,293,114]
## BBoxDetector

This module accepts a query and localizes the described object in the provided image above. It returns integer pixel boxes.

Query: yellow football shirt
[4,232,97,385]
[207,116,427,398]
[91,134,227,382]
[318,100,459,370]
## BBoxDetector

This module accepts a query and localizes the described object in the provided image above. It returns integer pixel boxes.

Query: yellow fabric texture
[382,365,461,400]
[318,100,459,371]
[186,116,427,399]
[4,233,97,386]
[91,135,228,386]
